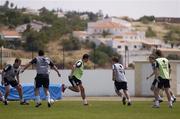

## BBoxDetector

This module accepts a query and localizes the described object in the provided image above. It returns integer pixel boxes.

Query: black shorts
[35,74,49,89]
[114,81,128,91]
[158,77,170,89]
[152,79,158,86]
[4,78,18,87]
[69,76,82,87]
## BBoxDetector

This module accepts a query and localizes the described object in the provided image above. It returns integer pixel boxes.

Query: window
[117,45,121,49]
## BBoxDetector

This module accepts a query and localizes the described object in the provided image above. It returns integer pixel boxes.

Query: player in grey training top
[112,57,131,106]
[1,58,28,105]
[21,50,61,108]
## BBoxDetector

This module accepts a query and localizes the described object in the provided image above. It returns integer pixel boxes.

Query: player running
[146,54,163,102]
[62,54,89,105]
[112,57,131,106]
[21,50,61,108]
[153,50,174,108]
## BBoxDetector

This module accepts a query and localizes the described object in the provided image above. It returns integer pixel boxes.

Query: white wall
[177,64,180,95]
[18,69,135,96]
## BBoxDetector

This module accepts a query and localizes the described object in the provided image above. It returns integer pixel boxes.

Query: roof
[157,48,180,52]
[73,31,88,36]
[1,30,21,37]
[93,21,127,29]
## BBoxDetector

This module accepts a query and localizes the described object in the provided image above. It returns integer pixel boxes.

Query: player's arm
[1,65,11,85]
[16,74,20,84]
[21,58,36,72]
[1,70,5,85]
[112,65,116,81]
[112,69,116,81]
[50,61,61,77]
[169,63,171,76]
[70,65,75,77]
[154,61,159,80]
[146,71,155,80]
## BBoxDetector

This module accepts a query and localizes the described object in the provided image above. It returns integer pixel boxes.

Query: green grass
[0,101,180,119]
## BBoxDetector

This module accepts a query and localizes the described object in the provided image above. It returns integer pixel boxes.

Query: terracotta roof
[1,30,21,36]
[73,31,87,35]
[94,21,127,29]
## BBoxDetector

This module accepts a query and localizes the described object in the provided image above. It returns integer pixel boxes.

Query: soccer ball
[50,99,54,104]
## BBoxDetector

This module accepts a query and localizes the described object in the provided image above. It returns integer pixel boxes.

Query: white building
[54,11,65,18]
[122,31,145,41]
[16,20,52,33]
[87,17,134,36]
[80,14,89,20]
[23,8,40,16]
[106,38,143,52]
[73,31,88,41]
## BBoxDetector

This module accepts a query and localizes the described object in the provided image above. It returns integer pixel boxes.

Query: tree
[23,31,45,51]
[139,15,155,24]
[164,27,180,47]
[61,36,81,51]
[90,50,109,66]
[89,44,120,67]
[145,27,156,37]
[10,2,14,9]
[3,0,9,9]
[102,30,111,38]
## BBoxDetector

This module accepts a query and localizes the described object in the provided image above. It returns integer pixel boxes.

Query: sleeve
[155,61,159,68]
[45,57,54,67]
[49,61,54,67]
[112,64,115,70]
[75,61,82,68]
[30,58,37,64]
[168,63,171,69]
[3,64,12,72]
[152,63,156,70]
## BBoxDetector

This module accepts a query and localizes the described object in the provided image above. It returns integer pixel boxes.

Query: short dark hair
[15,58,21,63]
[82,54,89,59]
[155,50,163,57]
[38,50,44,56]
[112,57,119,63]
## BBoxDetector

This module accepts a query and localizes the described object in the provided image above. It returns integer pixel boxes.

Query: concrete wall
[17,69,135,97]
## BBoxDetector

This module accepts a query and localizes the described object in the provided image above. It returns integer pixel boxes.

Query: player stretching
[1,58,28,105]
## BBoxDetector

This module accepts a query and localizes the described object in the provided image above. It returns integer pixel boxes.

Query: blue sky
[0,0,179,19]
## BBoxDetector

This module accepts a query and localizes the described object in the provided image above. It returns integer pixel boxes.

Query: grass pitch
[0,101,179,119]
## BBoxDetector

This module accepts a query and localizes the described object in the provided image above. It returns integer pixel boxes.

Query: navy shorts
[35,74,49,88]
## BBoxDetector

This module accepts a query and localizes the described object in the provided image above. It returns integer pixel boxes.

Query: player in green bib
[153,50,173,108]
[62,54,89,105]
